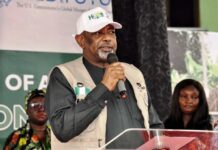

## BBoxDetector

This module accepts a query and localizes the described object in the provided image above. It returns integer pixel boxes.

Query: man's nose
[102,34,112,42]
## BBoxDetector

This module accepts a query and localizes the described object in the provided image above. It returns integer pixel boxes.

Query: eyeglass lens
[29,102,44,110]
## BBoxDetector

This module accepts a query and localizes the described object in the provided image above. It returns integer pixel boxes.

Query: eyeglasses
[25,89,46,110]
[29,102,45,111]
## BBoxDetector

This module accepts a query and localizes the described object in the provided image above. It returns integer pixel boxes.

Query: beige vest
[51,57,149,150]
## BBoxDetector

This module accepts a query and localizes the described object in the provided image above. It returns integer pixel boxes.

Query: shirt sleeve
[3,131,20,150]
[147,92,165,129]
[45,67,110,142]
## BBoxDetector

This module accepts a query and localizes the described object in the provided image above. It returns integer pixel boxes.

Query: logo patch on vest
[73,82,91,103]
[136,82,146,91]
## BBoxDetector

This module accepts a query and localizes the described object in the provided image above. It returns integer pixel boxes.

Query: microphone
[107,53,127,99]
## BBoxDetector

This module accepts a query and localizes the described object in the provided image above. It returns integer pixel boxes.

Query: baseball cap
[76,7,122,35]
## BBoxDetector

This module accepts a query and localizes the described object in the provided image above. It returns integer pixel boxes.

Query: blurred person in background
[4,89,51,150]
[164,79,212,130]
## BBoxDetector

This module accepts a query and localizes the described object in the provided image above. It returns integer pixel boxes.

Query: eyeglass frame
[28,102,45,111]
[25,89,46,111]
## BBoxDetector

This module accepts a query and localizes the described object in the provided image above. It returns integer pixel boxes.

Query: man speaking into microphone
[45,7,163,149]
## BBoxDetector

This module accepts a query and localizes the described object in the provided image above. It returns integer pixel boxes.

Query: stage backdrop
[112,0,171,120]
[0,1,112,148]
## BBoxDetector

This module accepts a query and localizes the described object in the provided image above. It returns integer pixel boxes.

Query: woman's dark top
[164,116,212,130]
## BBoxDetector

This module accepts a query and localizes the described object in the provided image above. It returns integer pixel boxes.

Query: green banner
[0,50,81,149]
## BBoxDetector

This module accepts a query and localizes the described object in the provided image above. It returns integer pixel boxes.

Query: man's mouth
[37,112,47,118]
[99,46,114,52]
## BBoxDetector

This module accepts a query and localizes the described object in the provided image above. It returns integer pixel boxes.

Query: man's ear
[75,34,85,49]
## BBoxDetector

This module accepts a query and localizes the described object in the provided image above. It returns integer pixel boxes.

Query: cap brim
[72,21,122,37]
[85,21,122,33]
[78,21,122,34]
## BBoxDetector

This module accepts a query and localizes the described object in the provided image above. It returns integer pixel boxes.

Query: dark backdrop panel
[112,0,171,120]
[168,0,199,27]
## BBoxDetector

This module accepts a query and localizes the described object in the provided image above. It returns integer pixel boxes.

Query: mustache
[98,45,114,49]
[98,42,114,48]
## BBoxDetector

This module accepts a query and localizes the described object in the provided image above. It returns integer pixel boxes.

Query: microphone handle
[118,80,127,99]
[107,53,127,99]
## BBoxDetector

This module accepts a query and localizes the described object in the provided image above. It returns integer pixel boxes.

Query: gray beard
[98,49,114,60]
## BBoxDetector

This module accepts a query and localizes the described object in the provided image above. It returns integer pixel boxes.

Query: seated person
[4,89,51,150]
[164,79,212,130]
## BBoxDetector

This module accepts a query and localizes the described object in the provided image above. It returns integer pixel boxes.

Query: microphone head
[107,53,118,64]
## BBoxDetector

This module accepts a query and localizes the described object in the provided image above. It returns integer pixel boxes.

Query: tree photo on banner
[168,29,218,125]
[0,0,113,149]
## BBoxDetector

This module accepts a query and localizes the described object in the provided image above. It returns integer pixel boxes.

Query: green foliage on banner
[171,50,218,89]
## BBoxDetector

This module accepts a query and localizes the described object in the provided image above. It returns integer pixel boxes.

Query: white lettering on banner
[5,74,48,91]
[0,105,27,131]
[0,105,13,131]
[38,75,48,90]
[5,74,22,91]
[23,75,34,91]
[13,105,28,130]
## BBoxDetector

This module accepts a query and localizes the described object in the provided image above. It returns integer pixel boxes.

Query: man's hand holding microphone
[101,53,127,99]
